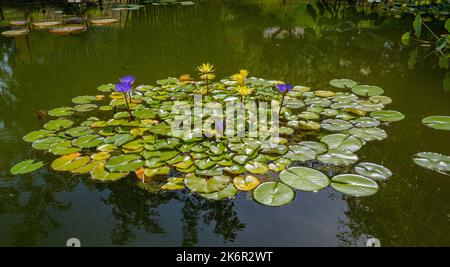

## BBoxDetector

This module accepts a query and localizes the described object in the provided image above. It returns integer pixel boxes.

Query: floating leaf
[350,117,380,128]
[321,133,363,152]
[10,160,44,175]
[354,162,392,181]
[48,107,74,117]
[422,116,450,131]
[233,175,261,191]
[49,141,81,155]
[72,135,104,148]
[65,126,94,137]
[329,79,357,89]
[351,85,384,97]
[91,162,129,181]
[185,175,230,193]
[161,177,185,190]
[413,152,450,175]
[330,174,379,196]
[317,148,358,166]
[348,127,387,142]
[370,110,405,122]
[279,167,329,192]
[369,95,392,105]
[105,154,144,172]
[72,95,97,104]
[253,182,295,207]
[284,145,316,162]
[199,183,238,200]
[23,130,55,142]
[32,136,65,150]
[51,153,90,171]
[244,161,269,174]
[44,119,74,131]
[321,119,353,132]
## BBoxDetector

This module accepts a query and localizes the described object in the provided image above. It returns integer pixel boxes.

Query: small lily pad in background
[253,182,295,207]
[351,85,384,97]
[413,152,450,175]
[329,79,358,89]
[279,167,329,192]
[330,174,379,196]
[10,159,44,175]
[422,116,450,131]
[370,110,405,122]
[354,162,392,181]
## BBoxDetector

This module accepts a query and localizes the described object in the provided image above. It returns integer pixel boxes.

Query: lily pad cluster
[12,74,403,206]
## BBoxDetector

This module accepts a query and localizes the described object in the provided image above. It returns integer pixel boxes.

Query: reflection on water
[0,0,449,246]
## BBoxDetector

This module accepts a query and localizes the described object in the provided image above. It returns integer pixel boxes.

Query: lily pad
[321,119,353,132]
[245,161,269,174]
[253,182,295,207]
[49,141,81,155]
[233,175,261,191]
[51,153,90,171]
[32,136,65,150]
[279,167,329,192]
[321,133,363,152]
[161,177,185,190]
[91,163,129,181]
[329,79,358,89]
[317,148,358,166]
[350,117,380,128]
[23,130,55,142]
[44,119,74,131]
[348,127,387,142]
[105,154,144,172]
[354,162,392,181]
[370,110,405,122]
[413,152,450,175]
[48,107,75,117]
[10,159,44,175]
[330,174,379,196]
[185,175,230,193]
[422,116,450,131]
[351,85,384,97]
[199,183,238,200]
[72,95,97,104]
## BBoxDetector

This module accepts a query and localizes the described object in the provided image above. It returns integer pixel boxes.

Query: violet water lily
[115,75,135,119]
[277,83,293,114]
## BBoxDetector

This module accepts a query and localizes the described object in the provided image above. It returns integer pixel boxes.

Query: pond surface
[0,0,449,246]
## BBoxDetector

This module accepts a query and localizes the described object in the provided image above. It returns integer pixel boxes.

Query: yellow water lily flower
[232,69,249,86]
[197,63,214,74]
[239,69,249,78]
[236,85,253,96]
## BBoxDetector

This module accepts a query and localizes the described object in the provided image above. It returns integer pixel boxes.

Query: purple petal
[119,75,135,85]
[115,82,132,93]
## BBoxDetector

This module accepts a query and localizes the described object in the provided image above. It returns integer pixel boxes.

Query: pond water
[0,0,449,246]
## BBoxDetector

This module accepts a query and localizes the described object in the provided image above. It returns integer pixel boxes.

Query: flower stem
[278,92,286,115]
[123,93,133,120]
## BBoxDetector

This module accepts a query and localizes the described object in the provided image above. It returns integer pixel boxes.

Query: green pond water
[0,1,449,246]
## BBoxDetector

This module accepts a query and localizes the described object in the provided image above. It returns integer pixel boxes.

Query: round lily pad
[253,182,295,207]
[350,117,380,128]
[422,116,450,131]
[44,119,74,131]
[413,152,450,175]
[321,119,353,132]
[199,183,238,200]
[354,162,392,181]
[72,135,104,148]
[321,133,363,152]
[2,29,29,37]
[91,163,129,181]
[348,127,387,142]
[370,110,405,122]
[23,129,55,142]
[105,154,144,172]
[233,175,261,191]
[369,95,392,105]
[185,175,230,193]
[317,148,358,166]
[244,161,269,174]
[51,154,90,171]
[48,107,75,117]
[329,79,357,89]
[351,85,384,97]
[330,174,379,196]
[10,159,44,175]
[279,167,329,192]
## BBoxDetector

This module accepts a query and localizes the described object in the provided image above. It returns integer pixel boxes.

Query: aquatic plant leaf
[23,130,55,142]
[48,107,74,117]
[348,127,387,142]
[72,95,97,104]
[298,141,327,154]
[253,182,295,207]
[329,79,358,89]
[97,84,115,92]
[354,162,392,181]
[144,166,170,178]
[90,152,111,161]
[185,175,230,193]
[413,152,450,175]
[44,119,74,131]
[161,177,185,190]
[279,167,329,192]
[370,110,405,122]
[49,141,81,155]
[72,135,104,148]
[32,136,65,150]
[132,108,155,119]
[369,95,392,105]
[351,85,384,97]
[320,133,363,152]
[199,183,238,200]
[350,117,380,128]
[72,160,103,174]
[245,161,269,174]
[321,119,353,132]
[10,159,44,175]
[284,146,316,162]
[91,163,129,181]
[65,126,94,137]
[422,116,450,131]
[317,148,358,166]
[51,153,90,171]
[105,154,144,172]
[233,175,261,191]
[104,133,134,146]
[330,174,379,196]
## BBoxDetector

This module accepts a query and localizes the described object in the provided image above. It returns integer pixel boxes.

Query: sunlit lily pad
[72,95,97,104]
[233,175,261,191]
[330,174,379,196]
[413,152,450,175]
[161,177,185,190]
[321,119,353,132]
[369,95,392,105]
[48,107,75,117]
[72,135,104,148]
[348,127,387,142]
[370,110,405,122]
[350,117,380,128]
[199,183,238,200]
[23,129,55,142]
[422,116,450,131]
[284,145,317,162]
[185,175,230,193]
[354,162,392,181]
[10,159,44,175]
[51,153,90,171]
[105,154,144,172]
[279,167,329,192]
[317,148,358,166]
[44,119,74,131]
[49,141,81,155]
[320,133,363,152]
[329,79,358,89]
[32,136,65,150]
[351,85,384,97]
[91,162,129,181]
[253,182,295,207]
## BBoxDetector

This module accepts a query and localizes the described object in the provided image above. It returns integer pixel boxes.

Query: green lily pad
[320,133,363,152]
[72,95,97,104]
[75,104,98,112]
[317,148,358,166]
[369,95,392,105]
[32,136,65,150]
[48,107,75,117]
[329,79,358,89]
[370,110,405,122]
[72,135,104,148]
[105,154,144,172]
[351,85,384,97]
[51,154,90,171]
[65,126,94,137]
[104,133,134,146]
[330,174,379,196]
[44,119,74,131]
[244,161,269,174]
[284,146,317,162]
[298,141,327,154]
[91,163,129,181]
[199,183,238,200]
[350,117,380,128]
[253,182,295,207]
[97,84,115,92]
[10,159,44,175]
[49,141,81,155]
[321,119,353,132]
[348,127,387,142]
[232,175,261,191]
[185,175,230,193]
[413,152,450,175]
[422,116,450,131]
[23,129,55,142]
[354,162,392,181]
[279,167,329,192]
[161,177,185,190]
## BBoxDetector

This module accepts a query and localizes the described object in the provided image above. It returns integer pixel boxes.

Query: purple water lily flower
[277,84,293,93]
[115,82,132,93]
[119,75,135,85]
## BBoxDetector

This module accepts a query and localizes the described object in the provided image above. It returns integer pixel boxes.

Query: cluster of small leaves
[12,75,404,206]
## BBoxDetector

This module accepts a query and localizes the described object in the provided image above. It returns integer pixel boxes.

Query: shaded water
[0,0,449,246]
